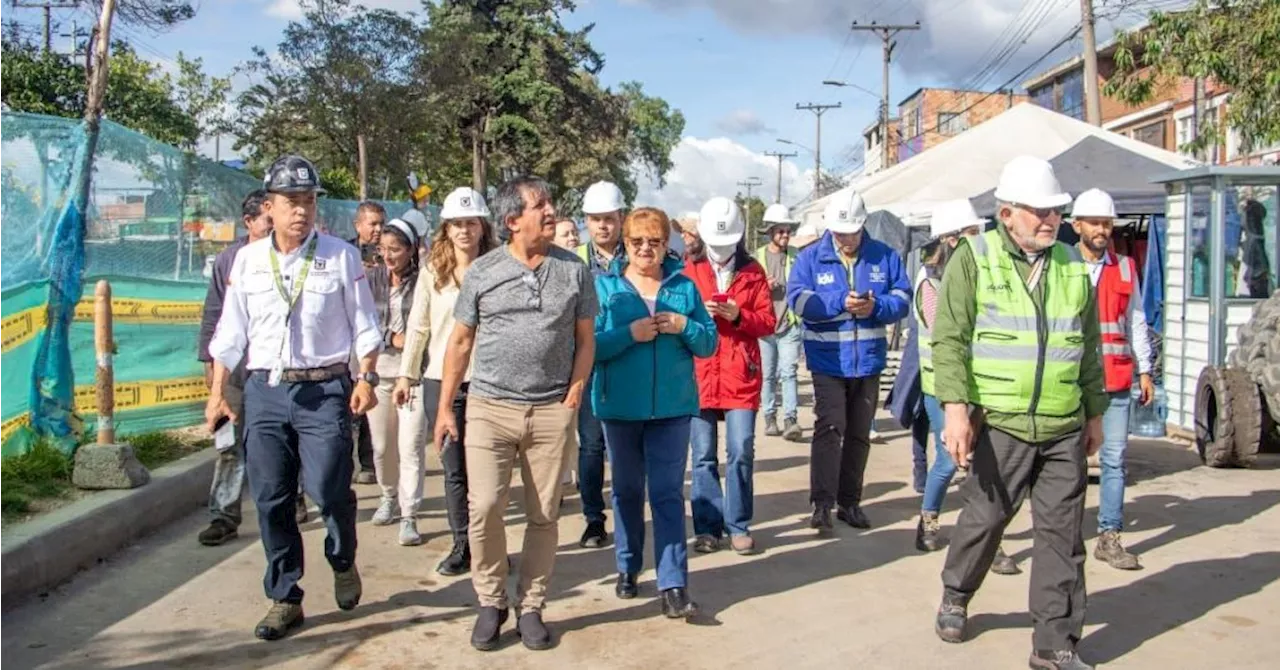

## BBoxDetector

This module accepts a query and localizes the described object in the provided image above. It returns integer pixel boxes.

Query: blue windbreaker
[786,230,912,379]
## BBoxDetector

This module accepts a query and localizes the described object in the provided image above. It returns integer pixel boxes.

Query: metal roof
[1150,165,1280,184]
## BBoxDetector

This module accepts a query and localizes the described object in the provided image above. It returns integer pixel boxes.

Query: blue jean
[1098,391,1131,532]
[578,391,608,523]
[604,417,691,590]
[921,394,957,514]
[209,376,246,525]
[759,325,802,421]
[690,409,756,537]
[244,372,358,604]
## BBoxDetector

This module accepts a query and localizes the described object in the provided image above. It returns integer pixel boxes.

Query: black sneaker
[935,591,969,643]
[471,606,509,651]
[615,572,638,599]
[660,587,698,619]
[836,504,871,529]
[764,415,782,437]
[516,610,553,650]
[1029,649,1094,670]
[579,520,609,549]
[809,505,834,534]
[197,518,238,547]
[436,539,471,576]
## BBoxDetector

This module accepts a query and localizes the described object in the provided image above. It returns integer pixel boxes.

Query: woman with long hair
[393,187,497,573]
[365,217,427,546]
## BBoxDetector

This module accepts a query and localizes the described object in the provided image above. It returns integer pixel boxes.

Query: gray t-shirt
[454,244,599,404]
[765,249,792,333]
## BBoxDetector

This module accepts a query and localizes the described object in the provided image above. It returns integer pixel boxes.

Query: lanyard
[268,235,319,313]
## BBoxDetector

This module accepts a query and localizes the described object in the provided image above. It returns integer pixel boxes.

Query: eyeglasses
[1014,203,1064,219]
[627,237,665,249]
[521,271,541,309]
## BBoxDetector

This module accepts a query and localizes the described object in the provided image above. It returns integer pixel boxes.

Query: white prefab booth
[1152,166,1280,433]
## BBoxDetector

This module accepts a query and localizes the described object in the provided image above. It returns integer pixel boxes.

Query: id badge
[268,360,284,387]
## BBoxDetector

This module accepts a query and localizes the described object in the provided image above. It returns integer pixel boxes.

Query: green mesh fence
[1,112,429,455]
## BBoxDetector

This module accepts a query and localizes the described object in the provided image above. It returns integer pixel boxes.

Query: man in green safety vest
[929,156,1106,670]
[754,203,803,440]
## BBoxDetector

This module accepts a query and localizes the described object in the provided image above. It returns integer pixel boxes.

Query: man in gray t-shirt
[433,176,597,653]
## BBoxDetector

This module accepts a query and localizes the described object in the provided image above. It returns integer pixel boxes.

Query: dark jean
[690,409,757,537]
[810,372,880,508]
[577,391,608,524]
[422,379,470,543]
[244,372,358,604]
[604,416,691,591]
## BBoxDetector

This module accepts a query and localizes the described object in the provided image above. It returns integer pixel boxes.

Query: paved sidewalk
[4,390,1279,669]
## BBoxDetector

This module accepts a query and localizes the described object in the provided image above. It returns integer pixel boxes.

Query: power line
[762,150,798,203]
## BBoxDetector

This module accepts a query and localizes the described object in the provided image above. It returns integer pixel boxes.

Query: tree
[173,53,231,152]
[735,194,767,248]
[1106,0,1280,156]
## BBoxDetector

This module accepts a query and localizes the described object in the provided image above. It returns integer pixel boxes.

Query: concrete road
[4,396,1279,669]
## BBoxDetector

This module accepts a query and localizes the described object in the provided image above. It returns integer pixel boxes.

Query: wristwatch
[358,371,380,387]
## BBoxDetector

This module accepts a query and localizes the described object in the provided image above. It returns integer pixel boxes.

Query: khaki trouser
[466,395,577,611]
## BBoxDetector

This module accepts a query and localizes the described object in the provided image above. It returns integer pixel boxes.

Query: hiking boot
[1094,529,1141,570]
[836,504,871,529]
[398,517,422,546]
[198,518,238,547]
[295,496,309,525]
[354,468,377,485]
[334,565,362,610]
[764,414,782,437]
[254,601,304,641]
[661,587,698,619]
[516,610,553,650]
[693,534,721,554]
[915,512,942,552]
[1029,649,1094,670]
[810,505,834,534]
[579,520,609,549]
[991,545,1021,575]
[371,496,397,526]
[730,534,757,555]
[615,572,638,599]
[935,591,969,643]
[437,539,471,576]
[782,418,803,441]
[471,606,509,651]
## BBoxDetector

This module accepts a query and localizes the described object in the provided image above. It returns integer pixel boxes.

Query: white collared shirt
[209,231,383,372]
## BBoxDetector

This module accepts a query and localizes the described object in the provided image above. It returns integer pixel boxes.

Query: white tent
[797,102,1198,232]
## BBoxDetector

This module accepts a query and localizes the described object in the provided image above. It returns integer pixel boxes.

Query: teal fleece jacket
[590,254,718,421]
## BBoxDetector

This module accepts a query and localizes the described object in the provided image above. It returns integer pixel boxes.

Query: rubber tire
[1195,366,1236,468]
[1222,368,1263,467]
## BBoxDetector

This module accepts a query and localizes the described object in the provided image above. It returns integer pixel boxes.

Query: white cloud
[264,0,305,20]
[715,109,775,136]
[263,0,422,20]
[635,136,815,216]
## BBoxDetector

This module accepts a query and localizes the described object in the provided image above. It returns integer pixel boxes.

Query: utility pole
[737,177,762,202]
[1079,0,1102,125]
[850,21,920,171]
[737,177,763,243]
[12,1,81,53]
[763,150,797,203]
[795,103,841,196]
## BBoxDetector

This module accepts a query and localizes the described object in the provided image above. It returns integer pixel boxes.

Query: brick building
[861,117,900,175]
[861,88,1028,173]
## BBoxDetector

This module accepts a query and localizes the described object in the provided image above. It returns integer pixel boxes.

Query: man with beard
[930,156,1106,670]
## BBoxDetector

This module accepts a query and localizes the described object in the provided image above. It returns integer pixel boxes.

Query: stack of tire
[1195,290,1280,467]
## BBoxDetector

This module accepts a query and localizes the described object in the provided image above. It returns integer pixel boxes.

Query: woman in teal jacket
[592,207,717,619]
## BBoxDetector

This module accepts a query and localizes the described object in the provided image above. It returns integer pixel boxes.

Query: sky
[7,0,1170,216]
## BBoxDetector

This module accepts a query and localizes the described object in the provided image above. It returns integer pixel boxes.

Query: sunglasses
[627,237,666,249]
[521,271,541,309]
[1013,203,1064,219]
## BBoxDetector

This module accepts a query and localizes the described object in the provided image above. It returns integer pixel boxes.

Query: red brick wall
[908,89,1028,152]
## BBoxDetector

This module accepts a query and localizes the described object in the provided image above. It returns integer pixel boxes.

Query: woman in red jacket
[685,197,777,555]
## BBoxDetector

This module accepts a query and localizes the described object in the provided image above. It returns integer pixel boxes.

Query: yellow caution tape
[1,413,32,444]
[1,375,208,444]
[1,298,204,353]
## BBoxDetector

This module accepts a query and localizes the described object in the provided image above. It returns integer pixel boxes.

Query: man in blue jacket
[787,190,911,532]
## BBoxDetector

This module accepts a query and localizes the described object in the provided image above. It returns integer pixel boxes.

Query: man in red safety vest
[1071,188,1155,571]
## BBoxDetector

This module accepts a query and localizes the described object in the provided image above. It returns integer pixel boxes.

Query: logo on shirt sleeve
[816,272,835,286]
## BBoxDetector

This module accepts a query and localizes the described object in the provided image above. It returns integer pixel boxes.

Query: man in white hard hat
[754,203,803,441]
[573,180,627,550]
[1071,187,1153,572]
[931,156,1105,670]
[787,189,912,533]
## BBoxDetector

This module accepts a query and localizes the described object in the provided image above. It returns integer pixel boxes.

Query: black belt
[252,363,349,383]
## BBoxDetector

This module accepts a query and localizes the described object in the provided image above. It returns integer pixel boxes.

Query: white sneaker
[399,517,422,546]
[371,496,397,526]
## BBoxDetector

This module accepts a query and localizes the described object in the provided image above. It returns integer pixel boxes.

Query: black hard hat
[263,155,326,194]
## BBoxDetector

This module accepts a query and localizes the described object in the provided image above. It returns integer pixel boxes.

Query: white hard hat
[762,203,798,228]
[697,197,745,246]
[400,208,429,235]
[581,181,625,215]
[929,199,987,239]
[1071,188,1117,219]
[822,189,868,234]
[992,156,1071,209]
[440,187,490,220]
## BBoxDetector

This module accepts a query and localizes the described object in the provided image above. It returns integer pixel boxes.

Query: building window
[1187,183,1212,298]
[1059,70,1084,120]
[1030,84,1054,111]
[938,112,966,136]
[1133,120,1166,149]
[1230,184,1278,298]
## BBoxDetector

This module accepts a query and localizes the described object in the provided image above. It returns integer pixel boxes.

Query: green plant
[128,431,187,470]
[0,439,73,518]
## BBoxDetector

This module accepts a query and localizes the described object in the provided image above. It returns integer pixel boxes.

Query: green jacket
[931,223,1108,442]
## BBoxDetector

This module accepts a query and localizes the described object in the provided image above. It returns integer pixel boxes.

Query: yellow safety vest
[754,245,799,327]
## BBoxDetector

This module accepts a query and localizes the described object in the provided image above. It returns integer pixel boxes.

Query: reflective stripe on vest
[966,230,1091,417]
[802,327,887,343]
[915,276,938,396]
[1097,252,1136,392]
